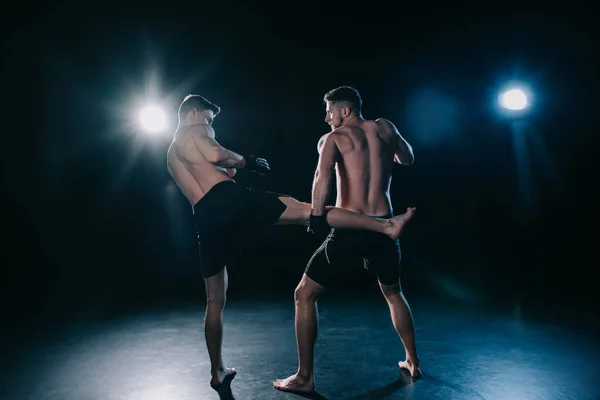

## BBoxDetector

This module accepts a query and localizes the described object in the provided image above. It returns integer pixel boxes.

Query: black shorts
[193,180,288,278]
[305,215,401,287]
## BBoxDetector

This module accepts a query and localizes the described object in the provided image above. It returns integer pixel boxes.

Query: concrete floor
[1,294,599,400]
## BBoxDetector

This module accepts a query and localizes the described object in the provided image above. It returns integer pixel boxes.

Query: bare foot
[210,367,237,388]
[273,374,314,393]
[385,207,416,240]
[399,360,422,379]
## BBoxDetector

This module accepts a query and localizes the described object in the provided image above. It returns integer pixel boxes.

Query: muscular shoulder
[175,124,212,150]
[375,118,396,131]
[330,126,353,141]
[317,132,333,150]
[317,133,329,153]
[176,123,212,140]
[375,118,400,140]
[317,129,347,151]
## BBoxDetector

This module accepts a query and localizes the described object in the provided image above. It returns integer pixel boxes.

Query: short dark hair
[178,94,221,121]
[323,86,363,114]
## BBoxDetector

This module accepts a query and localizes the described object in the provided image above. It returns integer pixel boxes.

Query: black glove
[243,154,270,175]
[307,213,331,238]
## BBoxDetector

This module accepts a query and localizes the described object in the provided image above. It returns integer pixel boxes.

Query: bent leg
[274,274,325,393]
[204,267,237,387]
[274,196,415,240]
[380,280,421,379]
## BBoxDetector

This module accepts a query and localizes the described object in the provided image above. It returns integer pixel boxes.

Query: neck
[341,113,363,126]
[180,120,206,128]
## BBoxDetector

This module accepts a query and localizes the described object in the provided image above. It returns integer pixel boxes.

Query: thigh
[195,183,287,237]
[366,236,402,286]
[198,235,239,279]
[304,230,362,288]
[237,187,290,230]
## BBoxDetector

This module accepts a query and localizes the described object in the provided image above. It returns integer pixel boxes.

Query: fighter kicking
[166,94,416,390]
[274,86,421,394]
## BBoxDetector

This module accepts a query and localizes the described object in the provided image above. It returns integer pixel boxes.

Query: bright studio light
[500,89,528,111]
[139,105,166,133]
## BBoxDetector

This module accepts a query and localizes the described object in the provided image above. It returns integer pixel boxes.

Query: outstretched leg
[274,274,325,393]
[274,197,415,240]
[204,267,237,388]
[380,281,421,379]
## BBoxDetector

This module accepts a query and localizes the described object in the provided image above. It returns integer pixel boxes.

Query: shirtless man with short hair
[274,86,421,394]
[166,93,415,390]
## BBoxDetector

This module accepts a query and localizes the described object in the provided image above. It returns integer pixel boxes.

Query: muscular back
[332,119,398,216]
[166,124,233,206]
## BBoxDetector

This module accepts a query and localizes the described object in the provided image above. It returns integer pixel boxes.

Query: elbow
[396,150,414,165]
[395,155,414,165]
[205,147,225,164]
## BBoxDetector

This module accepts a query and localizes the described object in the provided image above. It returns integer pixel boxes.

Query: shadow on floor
[212,372,236,400]
[288,391,329,400]
[343,370,414,400]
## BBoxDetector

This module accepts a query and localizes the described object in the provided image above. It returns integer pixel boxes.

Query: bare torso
[166,125,233,207]
[332,119,397,216]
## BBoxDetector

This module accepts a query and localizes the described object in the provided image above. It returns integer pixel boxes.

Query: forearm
[311,169,333,216]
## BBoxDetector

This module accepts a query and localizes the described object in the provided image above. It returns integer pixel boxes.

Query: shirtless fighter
[166,94,416,389]
[274,86,421,394]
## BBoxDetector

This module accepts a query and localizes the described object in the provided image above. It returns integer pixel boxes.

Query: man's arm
[311,133,340,216]
[376,118,414,165]
[189,124,247,168]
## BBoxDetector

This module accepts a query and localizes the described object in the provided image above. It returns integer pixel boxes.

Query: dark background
[1,5,598,334]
